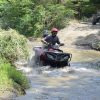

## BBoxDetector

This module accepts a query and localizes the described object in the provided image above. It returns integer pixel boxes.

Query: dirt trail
[58,21,100,48]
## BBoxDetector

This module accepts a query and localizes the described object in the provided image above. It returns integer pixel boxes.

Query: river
[15,46,100,100]
[15,22,100,100]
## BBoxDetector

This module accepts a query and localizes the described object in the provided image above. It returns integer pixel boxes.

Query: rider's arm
[41,38,49,45]
[57,37,64,46]
[57,37,60,44]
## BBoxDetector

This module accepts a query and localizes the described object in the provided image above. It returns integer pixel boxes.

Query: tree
[90,0,100,4]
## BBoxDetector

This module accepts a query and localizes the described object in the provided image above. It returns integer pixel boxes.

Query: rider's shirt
[44,35,60,45]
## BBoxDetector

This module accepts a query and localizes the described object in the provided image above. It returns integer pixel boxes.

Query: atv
[92,14,100,25]
[33,45,72,68]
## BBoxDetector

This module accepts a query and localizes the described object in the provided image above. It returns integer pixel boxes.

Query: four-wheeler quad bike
[92,14,100,25]
[34,45,72,68]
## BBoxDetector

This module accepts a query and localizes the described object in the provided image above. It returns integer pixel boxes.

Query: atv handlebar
[59,43,64,46]
[52,48,63,52]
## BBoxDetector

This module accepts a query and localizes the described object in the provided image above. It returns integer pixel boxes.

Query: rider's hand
[45,42,50,46]
[46,42,50,45]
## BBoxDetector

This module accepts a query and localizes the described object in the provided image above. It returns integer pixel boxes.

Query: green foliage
[0,0,99,36]
[0,26,29,95]
[45,4,69,29]
[81,5,97,17]
[32,5,46,36]
[90,0,100,4]
[0,0,34,35]
[0,29,29,63]
[0,0,74,36]
[0,58,29,92]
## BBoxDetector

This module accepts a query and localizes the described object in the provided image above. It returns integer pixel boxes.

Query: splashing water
[15,39,100,100]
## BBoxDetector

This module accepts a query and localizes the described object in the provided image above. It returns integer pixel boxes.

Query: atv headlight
[47,54,54,60]
[61,56,68,61]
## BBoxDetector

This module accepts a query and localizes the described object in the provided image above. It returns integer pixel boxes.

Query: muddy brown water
[14,47,100,100]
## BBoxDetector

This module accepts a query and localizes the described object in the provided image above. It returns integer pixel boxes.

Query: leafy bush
[0,29,29,63]
[0,58,12,88]
[0,28,29,95]
[1,0,98,36]
[81,5,97,17]
[0,1,73,36]
[32,5,46,36]
[90,0,100,4]
[44,4,68,29]
[0,58,29,93]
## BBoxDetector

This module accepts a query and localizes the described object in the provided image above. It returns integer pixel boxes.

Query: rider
[41,28,64,48]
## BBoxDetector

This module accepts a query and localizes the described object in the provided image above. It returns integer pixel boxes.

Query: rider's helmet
[51,28,59,33]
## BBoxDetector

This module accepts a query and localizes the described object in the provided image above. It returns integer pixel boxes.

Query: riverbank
[0,29,29,99]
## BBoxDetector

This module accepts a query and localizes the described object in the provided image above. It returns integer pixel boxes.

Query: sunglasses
[52,32,57,34]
